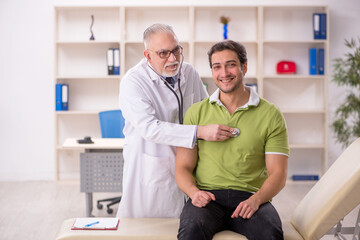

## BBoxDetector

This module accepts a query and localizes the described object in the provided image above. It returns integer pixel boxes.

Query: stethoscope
[148,53,184,124]
[147,54,241,138]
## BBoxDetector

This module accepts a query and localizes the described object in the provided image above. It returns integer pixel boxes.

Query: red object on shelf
[276,61,296,74]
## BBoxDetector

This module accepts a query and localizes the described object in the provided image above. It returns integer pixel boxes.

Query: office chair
[96,110,125,214]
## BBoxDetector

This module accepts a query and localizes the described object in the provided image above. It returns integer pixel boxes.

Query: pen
[83,221,100,228]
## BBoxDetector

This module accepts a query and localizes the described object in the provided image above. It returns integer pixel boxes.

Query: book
[71,218,119,230]
[56,84,62,111]
[317,48,325,75]
[309,48,317,75]
[113,48,120,75]
[292,175,319,181]
[107,48,114,75]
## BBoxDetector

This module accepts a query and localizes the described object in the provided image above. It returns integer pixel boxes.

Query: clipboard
[71,218,119,230]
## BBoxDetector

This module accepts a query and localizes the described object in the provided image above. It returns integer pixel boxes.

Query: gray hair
[143,23,178,49]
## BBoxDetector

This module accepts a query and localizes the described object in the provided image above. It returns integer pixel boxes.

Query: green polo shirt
[184,88,289,193]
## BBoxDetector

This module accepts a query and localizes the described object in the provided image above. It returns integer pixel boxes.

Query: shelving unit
[54,5,329,180]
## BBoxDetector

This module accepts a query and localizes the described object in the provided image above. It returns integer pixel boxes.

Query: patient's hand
[231,197,260,219]
[197,124,234,141]
[191,190,216,208]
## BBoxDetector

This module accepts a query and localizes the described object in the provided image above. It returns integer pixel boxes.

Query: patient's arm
[175,146,215,208]
[231,154,288,219]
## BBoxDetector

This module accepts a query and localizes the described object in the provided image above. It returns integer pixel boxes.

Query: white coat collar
[145,58,186,89]
[209,86,260,109]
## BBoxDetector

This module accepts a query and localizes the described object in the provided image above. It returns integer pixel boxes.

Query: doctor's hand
[197,124,235,141]
[191,190,216,208]
[231,197,260,219]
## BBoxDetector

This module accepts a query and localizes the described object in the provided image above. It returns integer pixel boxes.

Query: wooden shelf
[263,75,326,79]
[263,40,327,44]
[56,75,120,80]
[56,110,101,115]
[54,5,329,180]
[195,40,258,44]
[290,144,326,149]
[56,40,120,44]
[280,109,325,114]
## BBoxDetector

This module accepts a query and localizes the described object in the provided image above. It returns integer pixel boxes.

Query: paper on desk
[72,218,119,230]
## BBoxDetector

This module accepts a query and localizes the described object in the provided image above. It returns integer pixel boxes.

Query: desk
[56,218,248,240]
[62,138,125,150]
[63,138,125,217]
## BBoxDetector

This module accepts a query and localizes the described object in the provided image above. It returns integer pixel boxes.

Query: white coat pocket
[140,153,171,187]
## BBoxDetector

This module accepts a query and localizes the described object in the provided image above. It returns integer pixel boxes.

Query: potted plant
[332,37,360,148]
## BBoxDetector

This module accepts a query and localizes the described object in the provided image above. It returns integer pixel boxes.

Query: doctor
[117,23,235,218]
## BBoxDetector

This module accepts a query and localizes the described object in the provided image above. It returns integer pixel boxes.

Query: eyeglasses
[150,45,183,59]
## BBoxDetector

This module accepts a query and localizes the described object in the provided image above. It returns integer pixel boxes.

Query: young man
[117,24,235,218]
[176,40,289,239]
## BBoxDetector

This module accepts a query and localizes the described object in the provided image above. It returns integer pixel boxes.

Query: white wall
[1,0,359,181]
[0,0,54,180]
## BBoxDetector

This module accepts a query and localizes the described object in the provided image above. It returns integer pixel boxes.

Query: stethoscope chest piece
[231,128,240,138]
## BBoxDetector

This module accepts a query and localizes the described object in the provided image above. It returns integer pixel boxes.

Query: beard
[161,61,180,77]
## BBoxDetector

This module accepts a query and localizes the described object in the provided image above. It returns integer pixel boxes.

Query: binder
[317,48,325,75]
[107,48,114,75]
[113,48,120,75]
[292,175,319,181]
[319,13,327,39]
[61,84,69,111]
[245,83,258,93]
[56,84,62,111]
[309,48,317,75]
[313,13,320,40]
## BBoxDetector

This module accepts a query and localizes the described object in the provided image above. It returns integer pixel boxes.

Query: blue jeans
[177,190,283,240]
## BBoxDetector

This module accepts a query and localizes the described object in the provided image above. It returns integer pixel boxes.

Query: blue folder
[61,84,69,111]
[113,48,120,75]
[313,13,321,40]
[309,48,317,75]
[56,83,62,111]
[318,48,325,75]
[320,13,327,39]
[292,175,319,181]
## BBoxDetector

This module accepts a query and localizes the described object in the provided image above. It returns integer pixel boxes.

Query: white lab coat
[116,58,208,218]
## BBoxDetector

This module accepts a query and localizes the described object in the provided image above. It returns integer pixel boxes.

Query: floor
[0,181,358,240]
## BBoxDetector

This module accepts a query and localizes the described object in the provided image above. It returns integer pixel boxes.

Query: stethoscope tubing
[148,54,185,124]
[163,77,183,124]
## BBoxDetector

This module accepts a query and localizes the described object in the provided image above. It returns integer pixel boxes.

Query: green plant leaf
[331,37,360,148]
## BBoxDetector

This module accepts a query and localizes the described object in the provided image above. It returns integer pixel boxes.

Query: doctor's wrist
[196,125,204,140]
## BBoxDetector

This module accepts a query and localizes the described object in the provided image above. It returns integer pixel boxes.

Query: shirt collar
[209,86,260,109]
[146,59,180,84]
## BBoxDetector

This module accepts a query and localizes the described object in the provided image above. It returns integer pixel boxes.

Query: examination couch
[55,138,360,240]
